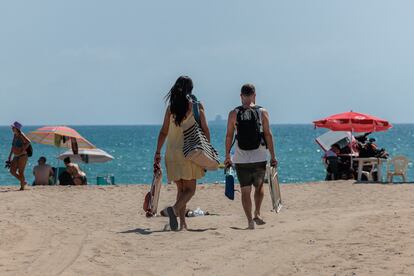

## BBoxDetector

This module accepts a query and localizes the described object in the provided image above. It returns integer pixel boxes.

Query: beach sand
[1,181,414,276]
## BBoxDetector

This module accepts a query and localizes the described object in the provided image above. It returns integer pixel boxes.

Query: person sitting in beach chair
[33,156,54,185]
[324,144,341,180]
[358,138,388,159]
[354,138,388,181]
[324,144,354,180]
[63,157,87,185]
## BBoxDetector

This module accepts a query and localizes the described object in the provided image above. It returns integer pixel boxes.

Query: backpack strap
[232,106,244,149]
[254,106,263,132]
[254,106,267,147]
[234,105,243,116]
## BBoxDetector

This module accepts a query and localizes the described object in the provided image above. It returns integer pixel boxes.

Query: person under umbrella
[63,157,87,185]
[33,156,54,186]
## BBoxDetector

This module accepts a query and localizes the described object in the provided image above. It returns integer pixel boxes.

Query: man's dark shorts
[235,161,267,188]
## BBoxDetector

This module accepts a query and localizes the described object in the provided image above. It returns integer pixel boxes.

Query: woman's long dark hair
[165,76,194,126]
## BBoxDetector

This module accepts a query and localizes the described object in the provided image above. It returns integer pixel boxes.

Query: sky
[1,0,414,125]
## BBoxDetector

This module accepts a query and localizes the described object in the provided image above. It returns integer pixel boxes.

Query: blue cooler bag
[225,167,235,200]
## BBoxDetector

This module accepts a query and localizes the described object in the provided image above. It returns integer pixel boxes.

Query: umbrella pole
[55,137,63,185]
[56,148,60,185]
[351,128,355,172]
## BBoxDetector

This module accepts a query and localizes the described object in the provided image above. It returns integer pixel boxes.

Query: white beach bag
[183,122,220,170]
[182,96,220,171]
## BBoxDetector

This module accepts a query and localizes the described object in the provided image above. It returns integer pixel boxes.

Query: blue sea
[1,125,413,185]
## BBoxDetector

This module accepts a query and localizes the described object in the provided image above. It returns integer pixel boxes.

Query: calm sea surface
[1,125,413,185]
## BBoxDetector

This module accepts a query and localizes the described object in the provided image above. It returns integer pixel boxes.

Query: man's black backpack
[235,105,263,150]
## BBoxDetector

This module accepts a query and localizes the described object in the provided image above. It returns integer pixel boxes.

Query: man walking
[225,84,277,229]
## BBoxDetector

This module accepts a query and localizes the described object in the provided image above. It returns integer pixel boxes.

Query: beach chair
[52,167,67,184]
[97,175,115,185]
[356,159,381,182]
[361,165,376,182]
[386,156,409,183]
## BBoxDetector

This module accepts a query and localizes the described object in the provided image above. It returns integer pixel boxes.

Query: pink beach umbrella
[28,126,96,150]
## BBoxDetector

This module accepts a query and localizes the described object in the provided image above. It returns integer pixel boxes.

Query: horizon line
[0,122,413,127]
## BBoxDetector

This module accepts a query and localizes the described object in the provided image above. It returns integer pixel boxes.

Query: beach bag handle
[188,94,201,125]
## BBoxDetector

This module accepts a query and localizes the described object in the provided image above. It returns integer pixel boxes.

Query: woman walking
[7,122,31,190]
[154,76,210,231]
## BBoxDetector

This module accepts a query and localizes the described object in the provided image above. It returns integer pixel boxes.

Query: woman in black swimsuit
[63,157,87,185]
[7,122,31,190]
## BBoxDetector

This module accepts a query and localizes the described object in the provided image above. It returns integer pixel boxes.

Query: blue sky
[1,1,414,125]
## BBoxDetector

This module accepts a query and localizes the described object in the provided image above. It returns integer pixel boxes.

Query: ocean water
[1,125,414,185]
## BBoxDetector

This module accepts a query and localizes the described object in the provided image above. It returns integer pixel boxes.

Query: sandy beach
[1,181,414,276]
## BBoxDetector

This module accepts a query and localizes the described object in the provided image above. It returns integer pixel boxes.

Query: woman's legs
[175,180,187,230]
[17,155,28,190]
[10,159,19,181]
[10,156,28,190]
[173,179,196,230]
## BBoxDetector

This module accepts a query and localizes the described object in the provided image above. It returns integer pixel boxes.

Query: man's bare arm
[224,110,237,166]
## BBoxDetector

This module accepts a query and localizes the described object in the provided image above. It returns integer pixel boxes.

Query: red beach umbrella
[313,111,392,132]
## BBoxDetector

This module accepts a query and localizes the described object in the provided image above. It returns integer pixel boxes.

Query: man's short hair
[241,84,255,96]
[38,156,46,162]
[64,157,71,164]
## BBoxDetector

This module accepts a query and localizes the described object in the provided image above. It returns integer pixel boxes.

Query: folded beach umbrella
[57,148,114,164]
[28,126,96,150]
[313,111,392,133]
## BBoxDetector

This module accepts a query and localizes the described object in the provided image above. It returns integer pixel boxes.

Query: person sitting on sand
[324,144,355,180]
[33,156,54,185]
[154,76,211,231]
[324,144,340,160]
[7,121,31,191]
[225,84,278,230]
[63,157,87,185]
[324,144,341,180]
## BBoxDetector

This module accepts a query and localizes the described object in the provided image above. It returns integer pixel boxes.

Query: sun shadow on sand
[187,228,217,232]
[120,227,218,235]
[354,181,414,184]
[119,228,167,235]
[0,189,21,193]
[230,227,249,231]
[230,227,264,231]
